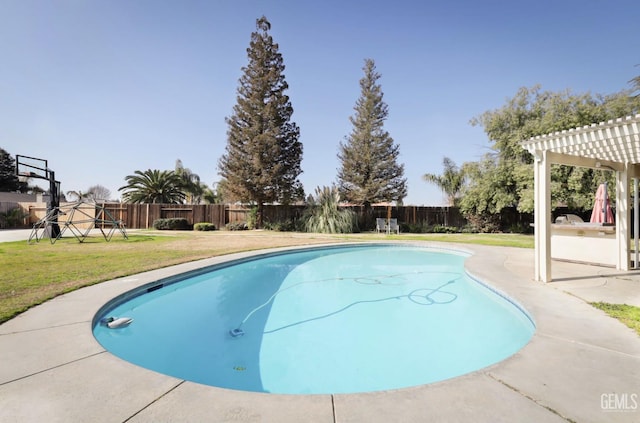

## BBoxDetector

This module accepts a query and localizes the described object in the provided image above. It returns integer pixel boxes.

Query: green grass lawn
[590,302,640,336]
[0,234,209,323]
[349,232,535,248]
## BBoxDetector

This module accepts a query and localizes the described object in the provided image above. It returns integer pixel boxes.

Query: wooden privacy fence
[226,205,308,226]
[5,201,538,231]
[99,203,226,229]
[354,205,465,228]
[96,203,464,230]
[226,205,465,229]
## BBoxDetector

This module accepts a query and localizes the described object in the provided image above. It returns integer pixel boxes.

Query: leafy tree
[423,157,465,206]
[118,169,186,204]
[23,183,45,195]
[631,69,640,96]
[218,16,303,227]
[215,178,235,204]
[337,59,407,208]
[86,184,112,202]
[461,86,640,220]
[0,148,21,192]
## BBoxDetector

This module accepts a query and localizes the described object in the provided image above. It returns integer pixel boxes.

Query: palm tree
[175,159,203,204]
[423,157,465,206]
[118,169,185,204]
[199,182,222,204]
[66,190,89,202]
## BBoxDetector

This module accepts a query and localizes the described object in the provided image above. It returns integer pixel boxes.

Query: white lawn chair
[387,218,400,234]
[376,218,387,233]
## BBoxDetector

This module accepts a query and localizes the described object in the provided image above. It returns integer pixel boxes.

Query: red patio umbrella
[590,183,614,224]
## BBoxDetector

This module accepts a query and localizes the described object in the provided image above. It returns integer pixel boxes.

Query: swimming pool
[93,244,535,395]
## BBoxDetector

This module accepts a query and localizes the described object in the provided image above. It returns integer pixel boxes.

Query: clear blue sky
[1,0,638,205]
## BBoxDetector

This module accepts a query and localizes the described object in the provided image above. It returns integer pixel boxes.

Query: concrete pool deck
[1,235,639,422]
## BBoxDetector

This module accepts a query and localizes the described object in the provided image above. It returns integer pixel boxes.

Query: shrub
[263,219,297,232]
[463,213,500,233]
[398,222,411,233]
[303,186,357,234]
[403,221,428,233]
[430,225,458,234]
[508,222,533,234]
[193,222,216,231]
[0,207,28,229]
[152,218,192,230]
[400,222,460,234]
[246,207,258,230]
[225,221,248,231]
[460,225,476,233]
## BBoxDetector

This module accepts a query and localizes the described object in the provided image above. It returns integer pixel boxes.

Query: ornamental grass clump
[304,186,357,234]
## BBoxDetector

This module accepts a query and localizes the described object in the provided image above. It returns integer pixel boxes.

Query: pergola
[521,113,640,282]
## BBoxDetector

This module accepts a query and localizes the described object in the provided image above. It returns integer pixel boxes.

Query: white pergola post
[616,164,630,271]
[635,178,639,269]
[534,149,551,282]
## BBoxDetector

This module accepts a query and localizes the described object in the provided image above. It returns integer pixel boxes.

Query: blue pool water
[93,245,535,394]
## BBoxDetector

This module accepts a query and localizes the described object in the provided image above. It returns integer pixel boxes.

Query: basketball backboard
[16,155,50,180]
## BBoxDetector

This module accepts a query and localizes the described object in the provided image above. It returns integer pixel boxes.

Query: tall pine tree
[337,59,406,208]
[0,148,21,192]
[218,16,303,227]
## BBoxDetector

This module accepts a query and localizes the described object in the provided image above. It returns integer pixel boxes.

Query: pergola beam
[546,151,623,171]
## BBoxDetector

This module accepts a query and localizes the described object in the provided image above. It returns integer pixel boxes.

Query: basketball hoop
[16,154,61,238]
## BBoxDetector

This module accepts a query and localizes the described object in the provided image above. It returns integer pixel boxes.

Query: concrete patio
[1,238,639,422]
